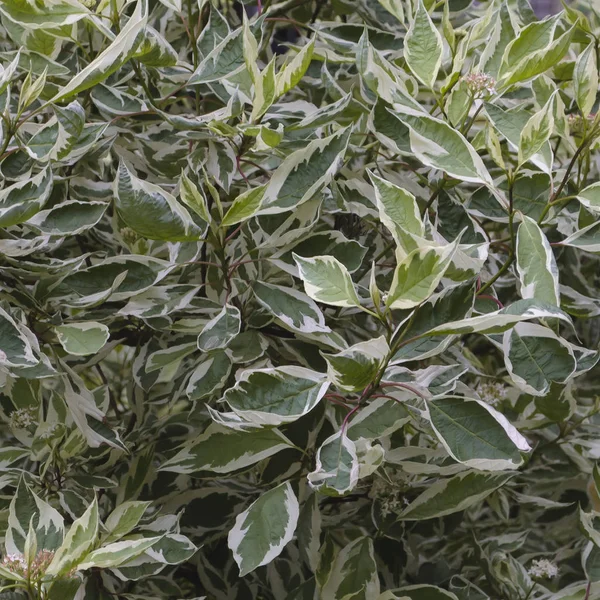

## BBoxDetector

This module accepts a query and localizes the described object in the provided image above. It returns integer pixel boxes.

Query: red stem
[478,294,504,309]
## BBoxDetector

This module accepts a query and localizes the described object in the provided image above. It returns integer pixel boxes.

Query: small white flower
[463,72,497,98]
[528,558,558,579]
[10,407,37,430]
[475,380,505,406]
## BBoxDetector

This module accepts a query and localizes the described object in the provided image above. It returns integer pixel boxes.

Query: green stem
[477,252,514,296]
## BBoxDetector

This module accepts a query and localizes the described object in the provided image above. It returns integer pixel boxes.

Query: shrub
[1,0,600,598]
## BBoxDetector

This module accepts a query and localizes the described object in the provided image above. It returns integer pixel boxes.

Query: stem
[131,61,158,109]
[549,138,590,204]
[585,581,592,600]
[379,381,427,399]
[477,252,513,296]
[537,195,577,226]
[522,583,535,600]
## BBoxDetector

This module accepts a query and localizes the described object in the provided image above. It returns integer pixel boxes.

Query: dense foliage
[4,0,600,598]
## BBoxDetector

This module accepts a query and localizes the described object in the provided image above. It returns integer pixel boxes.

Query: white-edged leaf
[387,240,460,309]
[78,537,162,570]
[51,1,147,102]
[223,366,329,426]
[115,160,202,241]
[368,170,424,258]
[228,482,299,576]
[55,322,110,356]
[159,423,293,474]
[253,281,330,334]
[323,336,389,392]
[503,323,577,396]
[427,396,530,470]
[308,431,359,497]
[197,305,241,352]
[293,254,362,308]
[516,215,559,306]
[574,42,598,117]
[320,537,380,600]
[399,471,514,520]
[257,128,350,215]
[7,478,65,555]
[404,0,443,88]
[46,498,98,576]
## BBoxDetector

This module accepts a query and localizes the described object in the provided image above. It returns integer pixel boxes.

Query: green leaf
[7,478,64,555]
[427,396,530,470]
[323,336,389,392]
[197,305,241,352]
[78,537,162,570]
[115,160,202,241]
[223,366,329,426]
[46,498,99,576]
[518,92,555,167]
[426,299,571,335]
[253,281,330,334]
[186,351,232,401]
[294,254,362,308]
[104,501,151,544]
[221,185,266,226]
[574,42,598,117]
[404,0,443,88]
[258,128,350,214]
[504,323,577,395]
[308,431,359,496]
[368,170,424,258]
[135,25,178,67]
[0,306,38,367]
[159,423,293,474]
[387,241,460,309]
[179,172,211,223]
[51,1,147,102]
[399,471,514,520]
[516,215,559,305]
[485,103,552,173]
[346,397,410,441]
[0,168,53,227]
[55,322,110,356]
[275,38,315,97]
[394,110,493,184]
[228,482,299,576]
[320,537,380,600]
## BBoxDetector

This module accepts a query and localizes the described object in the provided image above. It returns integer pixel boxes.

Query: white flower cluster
[369,477,406,518]
[10,407,38,430]
[463,72,496,98]
[528,558,558,579]
[475,380,505,406]
[2,549,55,579]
